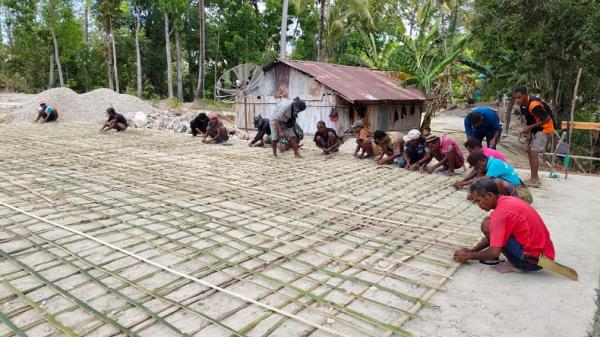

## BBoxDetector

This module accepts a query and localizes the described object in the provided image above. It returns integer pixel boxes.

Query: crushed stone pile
[13,87,156,124]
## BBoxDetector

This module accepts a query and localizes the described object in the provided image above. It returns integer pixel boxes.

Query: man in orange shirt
[513,86,555,187]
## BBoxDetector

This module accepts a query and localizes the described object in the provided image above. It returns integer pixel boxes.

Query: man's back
[486,157,520,185]
[490,196,555,259]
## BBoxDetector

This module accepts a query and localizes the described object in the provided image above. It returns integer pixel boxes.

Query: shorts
[46,112,58,122]
[502,236,542,272]
[115,122,127,131]
[530,131,550,153]
[270,122,296,142]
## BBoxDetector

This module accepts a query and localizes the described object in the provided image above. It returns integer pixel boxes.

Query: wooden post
[565,68,583,179]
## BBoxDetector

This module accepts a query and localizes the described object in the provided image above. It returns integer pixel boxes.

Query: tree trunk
[105,33,114,90]
[408,0,418,38]
[135,2,142,98]
[175,29,183,100]
[83,0,89,42]
[0,11,3,46]
[317,0,325,61]
[110,16,119,93]
[164,12,173,98]
[51,29,64,87]
[6,10,13,48]
[279,0,289,59]
[48,55,54,88]
[195,0,205,99]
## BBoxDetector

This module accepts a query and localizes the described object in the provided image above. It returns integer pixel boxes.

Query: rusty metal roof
[263,60,427,103]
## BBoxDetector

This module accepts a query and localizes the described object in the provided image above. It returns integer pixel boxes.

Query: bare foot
[491,261,522,273]
[294,154,303,159]
[523,179,541,188]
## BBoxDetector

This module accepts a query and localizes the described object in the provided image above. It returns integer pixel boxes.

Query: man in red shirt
[454,177,555,272]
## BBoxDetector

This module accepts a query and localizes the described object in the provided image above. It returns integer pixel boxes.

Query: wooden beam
[561,121,600,131]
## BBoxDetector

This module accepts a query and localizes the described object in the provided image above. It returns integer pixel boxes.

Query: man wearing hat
[249,115,271,147]
[352,120,379,159]
[464,106,502,149]
[398,129,427,170]
[203,112,229,144]
[420,135,465,175]
[270,97,307,158]
[34,102,59,123]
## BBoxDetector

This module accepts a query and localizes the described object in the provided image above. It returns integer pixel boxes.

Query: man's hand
[453,181,466,189]
[520,126,531,134]
[453,248,473,263]
[376,159,386,165]
[426,166,436,174]
[490,138,498,149]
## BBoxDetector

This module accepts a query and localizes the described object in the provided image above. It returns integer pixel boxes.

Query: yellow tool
[537,255,578,281]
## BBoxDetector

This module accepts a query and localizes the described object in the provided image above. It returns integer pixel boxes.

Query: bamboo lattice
[0,123,483,337]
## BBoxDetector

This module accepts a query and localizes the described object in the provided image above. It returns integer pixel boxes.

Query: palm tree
[279,0,289,59]
[395,0,467,128]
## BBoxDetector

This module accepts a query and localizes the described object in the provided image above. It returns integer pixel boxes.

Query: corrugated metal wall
[236,65,421,135]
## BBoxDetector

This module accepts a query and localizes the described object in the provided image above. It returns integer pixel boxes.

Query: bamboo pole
[565,68,583,179]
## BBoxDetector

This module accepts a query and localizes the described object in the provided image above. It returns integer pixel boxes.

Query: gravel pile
[13,87,155,123]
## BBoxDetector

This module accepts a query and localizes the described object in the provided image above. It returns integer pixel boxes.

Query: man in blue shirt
[466,152,532,203]
[464,106,502,149]
[34,102,58,123]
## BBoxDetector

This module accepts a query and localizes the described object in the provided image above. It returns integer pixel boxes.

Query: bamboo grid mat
[0,123,483,337]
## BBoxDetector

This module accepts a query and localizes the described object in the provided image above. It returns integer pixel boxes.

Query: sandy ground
[404,173,600,337]
[1,92,598,337]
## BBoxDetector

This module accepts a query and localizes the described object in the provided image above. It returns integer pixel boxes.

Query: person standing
[513,86,555,187]
[270,97,307,158]
[464,106,502,149]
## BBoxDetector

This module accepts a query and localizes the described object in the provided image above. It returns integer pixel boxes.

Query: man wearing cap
[464,106,502,149]
[203,112,229,144]
[34,102,59,123]
[420,135,465,175]
[374,130,404,165]
[270,97,307,158]
[314,120,340,154]
[398,129,427,170]
[352,120,379,159]
[249,115,271,147]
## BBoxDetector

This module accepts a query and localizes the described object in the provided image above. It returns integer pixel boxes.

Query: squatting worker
[514,86,555,187]
[454,177,555,273]
[204,112,229,144]
[314,120,340,154]
[464,106,502,149]
[101,107,128,132]
[249,115,272,147]
[419,135,464,175]
[190,112,209,137]
[270,97,307,158]
[352,120,380,159]
[34,102,59,123]
[374,130,404,165]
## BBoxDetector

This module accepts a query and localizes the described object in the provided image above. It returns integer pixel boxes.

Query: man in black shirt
[190,113,209,137]
[249,115,271,147]
[101,107,128,132]
[314,120,340,154]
